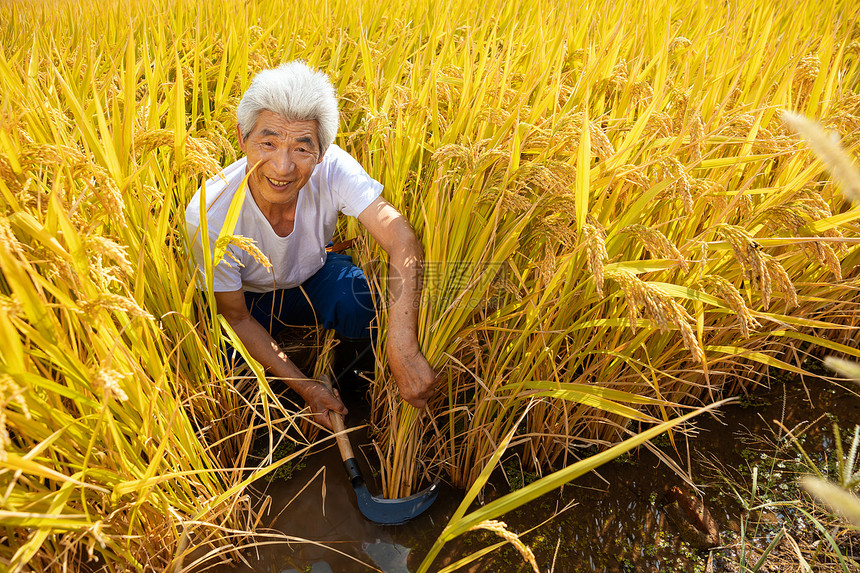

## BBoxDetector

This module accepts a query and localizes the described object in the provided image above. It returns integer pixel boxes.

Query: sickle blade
[352,480,440,525]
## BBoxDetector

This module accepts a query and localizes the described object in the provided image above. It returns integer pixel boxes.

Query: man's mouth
[266,176,291,187]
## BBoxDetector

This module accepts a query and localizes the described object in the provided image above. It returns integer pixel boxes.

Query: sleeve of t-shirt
[327,146,383,217]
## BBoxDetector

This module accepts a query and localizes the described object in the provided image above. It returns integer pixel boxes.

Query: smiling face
[237,110,324,217]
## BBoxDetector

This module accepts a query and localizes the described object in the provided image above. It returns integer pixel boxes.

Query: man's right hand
[300,381,348,431]
[212,290,350,431]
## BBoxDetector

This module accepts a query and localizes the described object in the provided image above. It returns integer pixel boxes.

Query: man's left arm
[357,195,437,408]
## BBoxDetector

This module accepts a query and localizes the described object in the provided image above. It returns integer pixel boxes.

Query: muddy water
[223,426,461,573]
[220,376,859,573]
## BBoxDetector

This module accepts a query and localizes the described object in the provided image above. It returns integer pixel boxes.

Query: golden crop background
[0,0,859,570]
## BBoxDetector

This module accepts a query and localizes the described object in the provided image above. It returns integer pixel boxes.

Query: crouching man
[185,61,437,429]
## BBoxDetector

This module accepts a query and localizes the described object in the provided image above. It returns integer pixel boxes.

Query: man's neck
[249,184,298,237]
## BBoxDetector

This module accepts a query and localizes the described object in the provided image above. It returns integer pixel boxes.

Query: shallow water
[216,375,859,573]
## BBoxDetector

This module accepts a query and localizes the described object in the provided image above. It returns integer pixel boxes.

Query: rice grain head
[621,224,689,271]
[763,253,799,308]
[697,275,761,338]
[607,268,705,363]
[690,109,705,162]
[0,216,24,256]
[716,224,775,307]
[0,373,30,461]
[669,36,693,53]
[583,217,608,297]
[607,60,628,93]
[820,242,843,280]
[85,235,133,276]
[79,293,153,321]
[660,158,694,214]
[617,164,650,189]
[632,80,654,105]
[92,367,129,402]
[468,520,539,573]
[216,235,272,271]
[794,54,820,92]
[646,112,675,138]
[0,154,21,189]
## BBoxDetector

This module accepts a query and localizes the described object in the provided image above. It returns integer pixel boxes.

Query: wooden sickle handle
[319,375,355,461]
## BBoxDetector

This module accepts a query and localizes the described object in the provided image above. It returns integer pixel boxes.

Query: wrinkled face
[237,111,324,211]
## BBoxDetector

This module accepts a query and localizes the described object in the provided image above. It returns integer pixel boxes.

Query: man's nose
[272,149,295,174]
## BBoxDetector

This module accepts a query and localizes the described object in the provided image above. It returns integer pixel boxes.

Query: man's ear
[237,124,246,153]
[316,147,326,165]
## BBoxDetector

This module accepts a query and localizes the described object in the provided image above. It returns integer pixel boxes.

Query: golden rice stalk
[606,60,628,93]
[72,163,124,218]
[432,142,472,166]
[84,235,133,275]
[781,110,860,202]
[0,296,22,318]
[761,204,808,234]
[670,87,690,123]
[516,160,576,195]
[133,129,174,153]
[620,225,689,271]
[646,112,675,138]
[215,235,273,271]
[716,224,772,307]
[540,214,578,249]
[617,164,650,189]
[178,149,223,178]
[0,373,30,416]
[78,293,153,321]
[660,158,694,214]
[669,36,693,53]
[724,113,773,142]
[697,275,761,338]
[606,268,705,364]
[793,54,821,90]
[468,520,539,573]
[631,80,654,105]
[797,189,834,220]
[690,109,705,162]
[200,122,238,163]
[19,142,87,169]
[582,117,616,160]
[549,113,615,159]
[763,252,798,309]
[820,242,843,280]
[583,217,607,297]
[92,367,129,402]
[0,216,24,255]
[134,129,223,175]
[0,154,20,191]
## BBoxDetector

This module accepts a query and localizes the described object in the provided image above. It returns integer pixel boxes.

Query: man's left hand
[387,337,438,409]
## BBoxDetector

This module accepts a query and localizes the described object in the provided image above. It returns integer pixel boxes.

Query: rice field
[1,0,859,570]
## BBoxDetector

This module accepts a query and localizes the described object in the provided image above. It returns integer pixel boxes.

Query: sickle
[321,376,439,525]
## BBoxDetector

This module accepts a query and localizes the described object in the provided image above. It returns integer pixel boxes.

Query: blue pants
[244,252,376,340]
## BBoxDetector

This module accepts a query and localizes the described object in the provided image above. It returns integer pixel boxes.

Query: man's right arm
[213,289,347,429]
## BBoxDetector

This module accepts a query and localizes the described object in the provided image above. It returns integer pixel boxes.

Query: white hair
[236,61,339,153]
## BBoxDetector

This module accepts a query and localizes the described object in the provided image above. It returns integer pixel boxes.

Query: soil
[212,373,860,573]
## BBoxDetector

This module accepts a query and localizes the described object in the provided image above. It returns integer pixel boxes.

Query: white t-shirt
[185,144,382,293]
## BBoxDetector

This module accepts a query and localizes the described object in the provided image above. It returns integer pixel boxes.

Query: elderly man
[186,61,436,429]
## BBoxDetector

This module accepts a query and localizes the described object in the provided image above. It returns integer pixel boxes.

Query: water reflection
[363,540,411,572]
